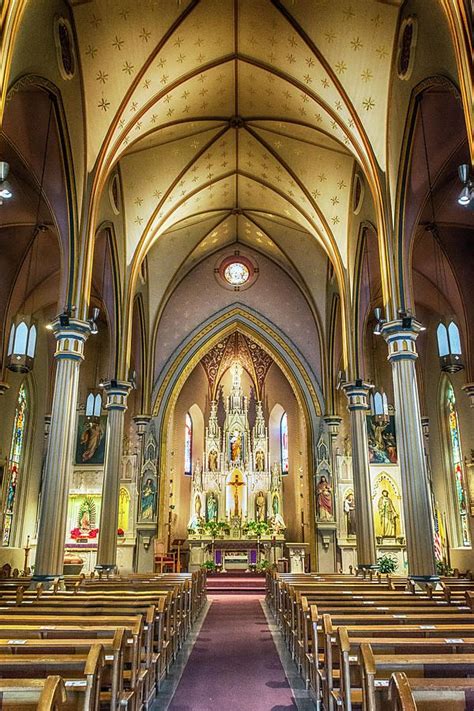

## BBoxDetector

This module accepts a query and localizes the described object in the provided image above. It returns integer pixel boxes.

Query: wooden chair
[153,541,176,574]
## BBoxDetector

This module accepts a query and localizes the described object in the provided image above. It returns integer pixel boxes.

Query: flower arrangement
[70,527,99,540]
[117,528,125,537]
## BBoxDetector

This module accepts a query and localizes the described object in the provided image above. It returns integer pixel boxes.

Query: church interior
[0,1,473,709]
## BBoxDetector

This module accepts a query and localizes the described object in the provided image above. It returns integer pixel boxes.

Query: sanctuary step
[206,573,266,595]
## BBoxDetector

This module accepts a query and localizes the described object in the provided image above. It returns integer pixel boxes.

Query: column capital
[51,317,91,362]
[380,318,425,362]
[323,415,342,436]
[462,383,474,408]
[103,380,132,411]
[133,413,152,437]
[342,381,373,411]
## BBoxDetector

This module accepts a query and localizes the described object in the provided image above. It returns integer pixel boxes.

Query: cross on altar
[227,474,245,517]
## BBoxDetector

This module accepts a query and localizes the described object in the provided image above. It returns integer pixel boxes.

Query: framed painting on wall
[75,416,107,465]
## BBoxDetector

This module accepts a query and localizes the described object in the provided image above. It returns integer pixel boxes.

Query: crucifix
[227,474,245,517]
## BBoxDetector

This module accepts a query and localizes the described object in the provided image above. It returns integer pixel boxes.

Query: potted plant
[256,559,270,572]
[377,553,398,574]
[201,560,217,572]
[436,560,453,577]
[242,520,271,538]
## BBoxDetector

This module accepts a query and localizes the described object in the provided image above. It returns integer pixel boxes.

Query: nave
[1,567,474,710]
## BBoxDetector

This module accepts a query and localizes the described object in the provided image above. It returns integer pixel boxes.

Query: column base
[95,564,117,575]
[409,574,440,584]
[31,574,64,589]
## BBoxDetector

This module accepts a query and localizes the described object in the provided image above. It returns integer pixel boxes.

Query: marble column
[381,319,437,582]
[342,381,377,569]
[96,381,132,571]
[33,318,90,581]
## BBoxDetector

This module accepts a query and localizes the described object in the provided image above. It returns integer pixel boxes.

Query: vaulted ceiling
[71,0,402,277]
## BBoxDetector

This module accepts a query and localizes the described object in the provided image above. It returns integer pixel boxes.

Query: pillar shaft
[382,320,437,581]
[342,382,377,568]
[34,319,90,580]
[96,381,131,570]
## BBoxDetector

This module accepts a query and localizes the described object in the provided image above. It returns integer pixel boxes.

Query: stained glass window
[446,383,470,546]
[280,412,289,475]
[224,262,250,286]
[185,412,192,475]
[3,384,28,546]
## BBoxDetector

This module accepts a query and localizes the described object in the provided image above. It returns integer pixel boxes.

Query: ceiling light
[457,163,473,206]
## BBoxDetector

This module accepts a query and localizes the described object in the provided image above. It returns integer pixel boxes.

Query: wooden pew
[0,629,126,711]
[0,644,104,711]
[0,676,67,711]
[388,672,474,711]
[335,625,474,711]
[360,642,474,711]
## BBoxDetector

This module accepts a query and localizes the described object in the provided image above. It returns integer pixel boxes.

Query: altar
[188,535,285,571]
[187,361,286,567]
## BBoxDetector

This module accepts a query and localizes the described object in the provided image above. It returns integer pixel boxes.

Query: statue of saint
[141,478,156,520]
[378,489,398,537]
[343,492,356,536]
[208,449,218,472]
[272,493,279,516]
[255,491,266,521]
[207,492,218,522]
[316,475,333,521]
[230,431,242,462]
[255,450,265,472]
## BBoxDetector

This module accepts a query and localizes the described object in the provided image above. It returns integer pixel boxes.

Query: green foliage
[201,560,217,571]
[256,559,270,572]
[199,520,230,538]
[377,553,398,574]
[242,519,271,537]
[436,560,453,577]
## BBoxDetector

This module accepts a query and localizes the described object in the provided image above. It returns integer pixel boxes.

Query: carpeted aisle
[168,593,298,711]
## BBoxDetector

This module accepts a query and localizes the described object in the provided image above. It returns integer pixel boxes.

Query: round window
[215,253,258,291]
[224,262,250,286]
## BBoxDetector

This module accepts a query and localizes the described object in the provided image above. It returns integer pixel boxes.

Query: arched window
[2,383,28,546]
[445,382,470,547]
[280,412,289,475]
[184,412,192,475]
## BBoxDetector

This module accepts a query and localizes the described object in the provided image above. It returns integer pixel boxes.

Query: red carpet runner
[168,592,297,710]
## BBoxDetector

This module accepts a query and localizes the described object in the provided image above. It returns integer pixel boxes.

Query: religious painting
[366,415,397,465]
[75,415,107,465]
[140,477,157,521]
[316,475,333,521]
[206,491,218,522]
[372,472,403,542]
[67,493,101,540]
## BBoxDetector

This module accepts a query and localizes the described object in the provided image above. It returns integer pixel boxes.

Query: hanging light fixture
[457,164,473,206]
[0,161,13,203]
[7,99,53,373]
